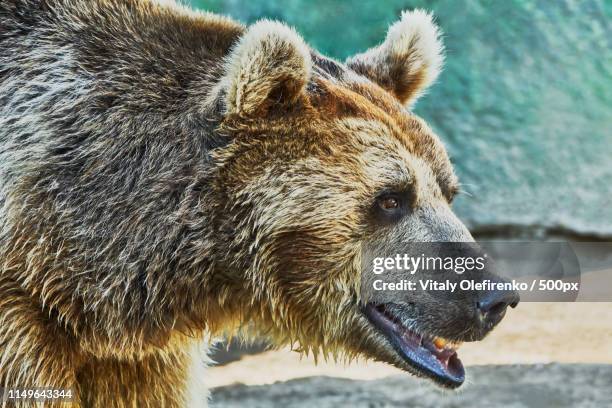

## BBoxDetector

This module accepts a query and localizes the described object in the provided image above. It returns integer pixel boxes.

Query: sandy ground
[207,303,612,388]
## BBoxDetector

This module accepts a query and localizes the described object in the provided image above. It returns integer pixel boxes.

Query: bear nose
[476,289,520,328]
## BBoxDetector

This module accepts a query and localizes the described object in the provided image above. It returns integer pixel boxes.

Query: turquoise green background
[188,0,612,238]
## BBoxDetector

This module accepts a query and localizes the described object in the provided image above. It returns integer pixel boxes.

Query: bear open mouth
[363,303,465,388]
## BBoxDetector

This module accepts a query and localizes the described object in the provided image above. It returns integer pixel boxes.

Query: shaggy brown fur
[0,0,516,406]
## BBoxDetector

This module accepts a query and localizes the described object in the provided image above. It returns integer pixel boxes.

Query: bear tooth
[433,337,447,349]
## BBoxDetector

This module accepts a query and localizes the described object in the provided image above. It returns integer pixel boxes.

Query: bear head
[207,10,518,388]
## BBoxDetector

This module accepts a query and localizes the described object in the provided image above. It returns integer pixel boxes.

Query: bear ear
[346,10,444,107]
[221,20,312,116]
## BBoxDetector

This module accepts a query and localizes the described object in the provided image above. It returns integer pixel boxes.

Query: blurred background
[183,1,612,406]
[190,0,612,238]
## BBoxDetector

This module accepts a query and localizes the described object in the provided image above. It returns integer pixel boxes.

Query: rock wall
[211,364,612,407]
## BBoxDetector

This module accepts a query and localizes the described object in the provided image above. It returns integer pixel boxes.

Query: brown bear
[0,0,518,406]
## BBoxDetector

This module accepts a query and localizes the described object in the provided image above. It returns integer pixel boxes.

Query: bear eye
[377,194,400,211]
[379,196,399,210]
[372,190,412,224]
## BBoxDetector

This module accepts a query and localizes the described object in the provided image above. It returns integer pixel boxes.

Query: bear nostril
[476,289,520,326]
[481,301,507,318]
